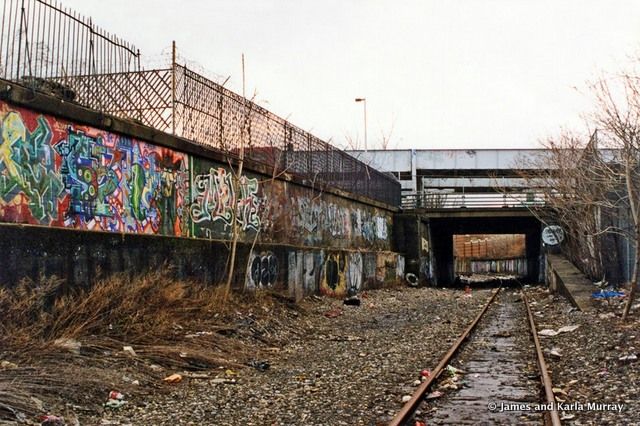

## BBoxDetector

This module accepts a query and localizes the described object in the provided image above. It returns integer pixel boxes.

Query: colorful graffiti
[53,127,188,235]
[0,103,266,239]
[0,101,394,257]
[0,111,64,223]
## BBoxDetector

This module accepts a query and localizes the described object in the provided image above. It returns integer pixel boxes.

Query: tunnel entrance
[426,215,542,286]
[453,234,527,285]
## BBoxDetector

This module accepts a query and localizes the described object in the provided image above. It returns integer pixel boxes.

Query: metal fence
[401,191,545,210]
[0,0,140,98]
[0,0,400,206]
[173,65,400,206]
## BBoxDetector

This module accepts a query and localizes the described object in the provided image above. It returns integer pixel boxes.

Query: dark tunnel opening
[427,216,542,286]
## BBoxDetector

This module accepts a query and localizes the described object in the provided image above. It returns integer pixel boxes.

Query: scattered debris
[420,369,431,378]
[39,415,65,425]
[163,373,183,383]
[108,391,124,401]
[247,360,270,371]
[557,325,580,333]
[463,286,473,298]
[406,273,419,287]
[619,354,638,362]
[538,325,580,336]
[549,348,562,358]
[104,399,126,409]
[211,378,237,384]
[104,391,126,409]
[552,387,568,396]
[401,395,412,403]
[592,290,625,299]
[122,346,137,357]
[323,308,343,318]
[343,296,361,306]
[183,372,210,379]
[31,396,44,412]
[446,365,465,376]
[52,338,81,355]
[426,390,443,400]
[0,360,18,369]
[185,331,215,338]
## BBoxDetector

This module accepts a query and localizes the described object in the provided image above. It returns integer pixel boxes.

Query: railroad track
[390,287,561,426]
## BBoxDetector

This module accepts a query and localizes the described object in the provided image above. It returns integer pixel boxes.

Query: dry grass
[0,270,300,423]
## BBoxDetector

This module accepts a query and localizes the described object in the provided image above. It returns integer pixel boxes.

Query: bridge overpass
[348,149,548,285]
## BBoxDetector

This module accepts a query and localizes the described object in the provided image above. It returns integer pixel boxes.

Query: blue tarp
[592,290,625,299]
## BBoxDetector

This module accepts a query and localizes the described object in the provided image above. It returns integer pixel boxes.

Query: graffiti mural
[0,103,189,235]
[190,160,262,238]
[247,251,278,289]
[288,251,303,299]
[0,111,64,223]
[54,128,189,235]
[290,195,390,247]
[191,167,234,227]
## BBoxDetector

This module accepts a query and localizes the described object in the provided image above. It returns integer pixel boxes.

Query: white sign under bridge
[542,225,565,246]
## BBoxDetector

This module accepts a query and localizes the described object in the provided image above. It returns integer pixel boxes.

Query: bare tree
[511,64,640,318]
[590,70,640,319]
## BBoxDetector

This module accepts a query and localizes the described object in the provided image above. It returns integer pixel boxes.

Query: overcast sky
[61,0,640,150]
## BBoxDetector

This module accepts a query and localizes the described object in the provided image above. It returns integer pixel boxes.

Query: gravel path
[94,287,492,426]
[525,287,640,426]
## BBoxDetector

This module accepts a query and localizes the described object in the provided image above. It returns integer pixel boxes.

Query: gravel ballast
[94,287,492,425]
[525,287,640,426]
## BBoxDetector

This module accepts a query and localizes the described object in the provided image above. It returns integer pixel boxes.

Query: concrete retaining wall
[0,86,403,298]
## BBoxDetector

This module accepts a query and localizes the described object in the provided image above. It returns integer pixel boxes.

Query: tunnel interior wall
[426,216,542,285]
[0,89,403,298]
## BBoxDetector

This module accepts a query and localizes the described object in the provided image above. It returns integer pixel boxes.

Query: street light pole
[355,97,367,152]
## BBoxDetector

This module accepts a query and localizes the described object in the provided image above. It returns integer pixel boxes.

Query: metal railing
[173,65,400,206]
[0,0,140,98]
[0,0,400,206]
[402,191,545,210]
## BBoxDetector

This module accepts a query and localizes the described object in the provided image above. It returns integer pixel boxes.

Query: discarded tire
[406,273,418,287]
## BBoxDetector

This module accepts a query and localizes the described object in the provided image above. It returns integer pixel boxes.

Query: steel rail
[522,290,562,426]
[388,287,501,426]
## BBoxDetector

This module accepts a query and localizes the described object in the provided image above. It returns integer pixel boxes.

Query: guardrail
[402,191,545,210]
